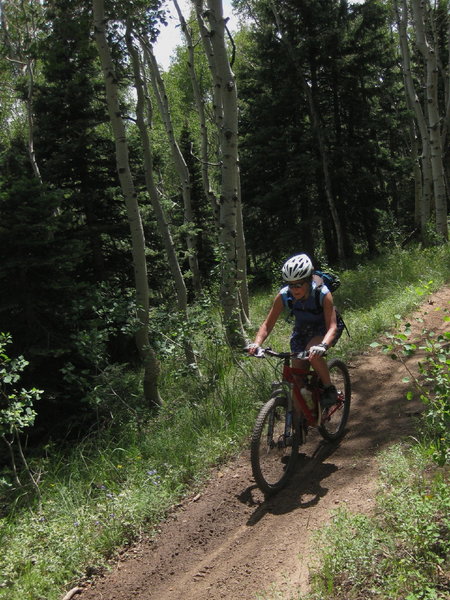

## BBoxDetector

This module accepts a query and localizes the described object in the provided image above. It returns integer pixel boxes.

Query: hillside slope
[77,286,449,600]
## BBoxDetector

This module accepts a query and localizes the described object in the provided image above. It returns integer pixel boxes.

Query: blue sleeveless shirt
[280,281,330,351]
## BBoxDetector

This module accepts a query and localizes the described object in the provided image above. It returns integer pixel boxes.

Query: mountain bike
[246,347,351,495]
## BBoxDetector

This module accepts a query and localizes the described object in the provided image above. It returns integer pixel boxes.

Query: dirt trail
[78,287,449,600]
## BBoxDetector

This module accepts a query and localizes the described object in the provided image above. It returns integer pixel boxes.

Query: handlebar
[243,346,310,360]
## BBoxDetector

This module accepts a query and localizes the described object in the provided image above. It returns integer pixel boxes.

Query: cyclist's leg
[307,336,337,407]
[306,336,331,386]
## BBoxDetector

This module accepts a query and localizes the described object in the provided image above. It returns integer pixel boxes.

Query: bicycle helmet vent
[282,254,313,282]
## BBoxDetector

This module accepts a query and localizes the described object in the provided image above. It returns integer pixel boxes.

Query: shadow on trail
[237,343,429,528]
[238,438,343,526]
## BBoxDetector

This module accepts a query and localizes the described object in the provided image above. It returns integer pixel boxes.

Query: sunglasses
[288,279,309,288]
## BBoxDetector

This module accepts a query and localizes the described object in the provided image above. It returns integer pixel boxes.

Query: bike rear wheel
[319,358,351,441]
[251,396,299,495]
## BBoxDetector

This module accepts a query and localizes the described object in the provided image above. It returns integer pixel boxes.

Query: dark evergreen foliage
[236,0,413,269]
[0,0,447,444]
[0,0,138,438]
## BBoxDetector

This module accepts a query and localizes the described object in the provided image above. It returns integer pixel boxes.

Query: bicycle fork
[269,382,296,449]
[286,381,309,446]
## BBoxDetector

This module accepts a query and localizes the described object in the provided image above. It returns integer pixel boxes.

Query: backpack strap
[313,285,323,312]
[280,286,294,321]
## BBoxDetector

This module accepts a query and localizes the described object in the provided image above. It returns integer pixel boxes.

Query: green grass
[306,445,449,600]
[0,245,449,600]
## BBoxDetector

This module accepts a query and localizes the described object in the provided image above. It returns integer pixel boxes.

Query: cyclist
[248,253,339,408]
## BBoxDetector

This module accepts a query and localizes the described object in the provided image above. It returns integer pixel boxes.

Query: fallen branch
[62,587,82,600]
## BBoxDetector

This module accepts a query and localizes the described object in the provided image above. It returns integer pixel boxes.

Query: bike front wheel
[250,396,299,495]
[319,358,351,441]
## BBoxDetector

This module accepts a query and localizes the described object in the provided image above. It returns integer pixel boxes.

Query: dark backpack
[313,269,341,293]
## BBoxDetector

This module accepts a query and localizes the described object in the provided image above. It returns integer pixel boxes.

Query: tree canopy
[0,0,448,440]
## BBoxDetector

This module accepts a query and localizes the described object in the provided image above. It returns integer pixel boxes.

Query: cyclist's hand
[245,344,264,357]
[309,343,327,357]
[246,343,259,355]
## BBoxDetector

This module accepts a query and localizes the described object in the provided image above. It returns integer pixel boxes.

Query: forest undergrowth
[0,245,449,600]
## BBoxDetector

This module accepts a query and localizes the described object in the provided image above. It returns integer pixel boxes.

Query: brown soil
[76,286,449,600]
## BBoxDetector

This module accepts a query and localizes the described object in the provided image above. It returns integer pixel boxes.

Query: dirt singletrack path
[77,286,449,600]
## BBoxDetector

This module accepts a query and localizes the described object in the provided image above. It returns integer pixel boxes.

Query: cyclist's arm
[321,291,338,348]
[251,294,284,349]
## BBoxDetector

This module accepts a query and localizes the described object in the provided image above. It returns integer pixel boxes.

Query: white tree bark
[196,0,246,345]
[394,0,433,234]
[126,30,197,368]
[410,0,448,241]
[1,0,42,182]
[179,0,249,324]
[139,35,202,293]
[93,0,161,407]
[173,0,220,224]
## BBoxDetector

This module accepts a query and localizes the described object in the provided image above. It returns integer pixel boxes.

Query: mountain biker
[247,253,339,408]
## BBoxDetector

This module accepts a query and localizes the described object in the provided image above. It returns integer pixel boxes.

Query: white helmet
[282,254,313,282]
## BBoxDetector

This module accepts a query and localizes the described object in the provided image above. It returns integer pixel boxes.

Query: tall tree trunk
[25,60,41,183]
[444,14,450,186]
[93,0,161,408]
[394,0,434,239]
[177,0,249,325]
[409,119,423,228]
[174,0,220,225]
[236,176,250,325]
[198,0,246,346]
[1,0,42,182]
[126,29,197,369]
[139,35,202,294]
[411,0,448,241]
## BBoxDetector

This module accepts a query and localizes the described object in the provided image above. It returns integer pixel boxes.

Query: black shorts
[290,313,346,353]
[290,324,324,353]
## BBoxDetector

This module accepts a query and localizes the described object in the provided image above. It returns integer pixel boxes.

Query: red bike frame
[283,363,342,426]
[283,365,319,425]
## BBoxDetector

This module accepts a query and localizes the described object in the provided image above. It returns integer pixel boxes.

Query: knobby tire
[318,358,351,441]
[251,396,299,495]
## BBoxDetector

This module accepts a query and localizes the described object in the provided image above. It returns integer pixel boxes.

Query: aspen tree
[195,0,247,344]
[93,0,162,407]
[126,28,198,369]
